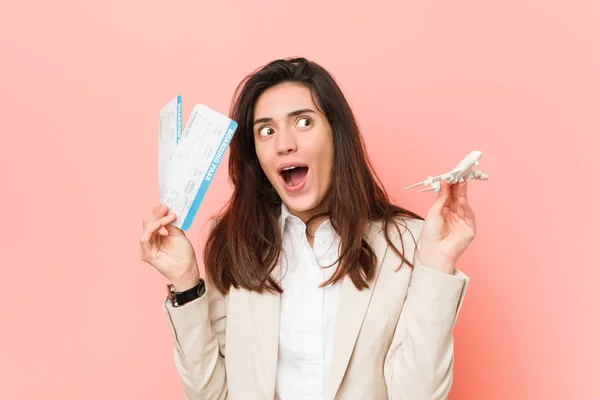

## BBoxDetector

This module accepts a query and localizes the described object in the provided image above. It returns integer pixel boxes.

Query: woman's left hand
[417,180,476,274]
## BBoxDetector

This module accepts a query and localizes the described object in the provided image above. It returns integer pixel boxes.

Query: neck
[284,201,330,243]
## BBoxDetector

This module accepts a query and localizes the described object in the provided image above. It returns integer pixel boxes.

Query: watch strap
[167,279,205,307]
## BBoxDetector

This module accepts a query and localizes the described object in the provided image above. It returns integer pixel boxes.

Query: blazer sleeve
[383,219,469,400]
[162,276,228,400]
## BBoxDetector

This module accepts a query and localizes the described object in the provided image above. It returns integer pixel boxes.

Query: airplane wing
[404,175,442,190]
[418,182,441,192]
[403,174,445,190]
[404,151,488,193]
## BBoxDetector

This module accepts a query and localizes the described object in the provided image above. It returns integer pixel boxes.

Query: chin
[267,170,328,219]
[284,196,317,212]
[280,192,327,219]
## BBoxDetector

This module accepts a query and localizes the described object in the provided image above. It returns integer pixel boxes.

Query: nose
[275,129,297,155]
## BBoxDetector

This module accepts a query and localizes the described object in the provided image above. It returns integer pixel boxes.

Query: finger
[139,229,155,259]
[452,180,467,201]
[152,213,177,232]
[460,198,474,215]
[143,204,169,229]
[457,203,465,219]
[445,184,460,214]
[449,193,468,214]
[153,203,169,218]
[164,218,185,236]
[462,204,476,223]
[453,186,474,214]
[428,181,452,216]
[140,214,176,251]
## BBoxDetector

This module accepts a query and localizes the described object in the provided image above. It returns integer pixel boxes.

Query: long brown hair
[204,57,423,294]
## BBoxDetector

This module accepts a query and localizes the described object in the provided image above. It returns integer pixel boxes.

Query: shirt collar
[280,202,296,232]
[279,202,332,235]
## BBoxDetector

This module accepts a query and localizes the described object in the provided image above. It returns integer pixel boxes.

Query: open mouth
[279,165,309,187]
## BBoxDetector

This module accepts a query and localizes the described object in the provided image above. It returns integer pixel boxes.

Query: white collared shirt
[275,204,343,400]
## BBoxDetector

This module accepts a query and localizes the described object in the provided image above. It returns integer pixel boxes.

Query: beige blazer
[162,218,469,400]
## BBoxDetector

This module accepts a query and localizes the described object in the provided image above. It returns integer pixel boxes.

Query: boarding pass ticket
[158,95,238,230]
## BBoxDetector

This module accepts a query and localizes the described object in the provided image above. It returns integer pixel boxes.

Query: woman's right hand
[139,204,200,291]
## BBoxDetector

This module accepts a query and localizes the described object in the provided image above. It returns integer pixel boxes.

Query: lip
[277,162,309,193]
[276,162,309,175]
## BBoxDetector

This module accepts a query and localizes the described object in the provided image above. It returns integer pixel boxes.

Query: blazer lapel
[250,265,281,398]
[330,220,388,399]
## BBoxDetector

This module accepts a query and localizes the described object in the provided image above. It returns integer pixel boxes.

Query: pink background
[1,0,598,398]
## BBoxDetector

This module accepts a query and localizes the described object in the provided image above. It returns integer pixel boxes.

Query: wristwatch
[167,279,206,307]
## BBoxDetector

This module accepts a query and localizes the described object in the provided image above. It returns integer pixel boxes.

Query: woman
[140,57,474,400]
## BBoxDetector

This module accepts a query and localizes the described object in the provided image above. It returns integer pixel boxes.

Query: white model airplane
[404,150,489,192]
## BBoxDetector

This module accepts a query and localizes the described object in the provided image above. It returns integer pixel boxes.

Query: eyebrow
[253,108,316,126]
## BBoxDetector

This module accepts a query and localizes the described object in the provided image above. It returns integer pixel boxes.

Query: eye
[296,117,313,128]
[258,126,275,137]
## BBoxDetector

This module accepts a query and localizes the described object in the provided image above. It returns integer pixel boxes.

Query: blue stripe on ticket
[176,95,182,144]
[181,119,238,231]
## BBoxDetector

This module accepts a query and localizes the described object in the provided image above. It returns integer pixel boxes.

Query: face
[253,82,334,222]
